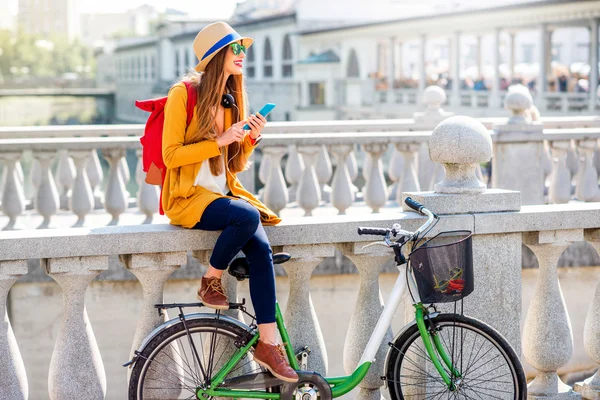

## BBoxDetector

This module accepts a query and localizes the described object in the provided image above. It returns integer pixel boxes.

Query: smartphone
[243,103,276,130]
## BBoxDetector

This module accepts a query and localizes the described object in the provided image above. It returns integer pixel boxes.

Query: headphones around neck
[221,93,236,108]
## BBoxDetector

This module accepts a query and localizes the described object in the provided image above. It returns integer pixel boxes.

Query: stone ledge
[401,189,521,215]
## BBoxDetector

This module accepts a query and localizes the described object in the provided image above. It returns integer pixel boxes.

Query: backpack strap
[183,81,197,127]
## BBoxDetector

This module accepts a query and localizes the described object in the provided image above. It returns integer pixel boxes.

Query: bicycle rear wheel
[128,316,279,399]
[386,313,526,400]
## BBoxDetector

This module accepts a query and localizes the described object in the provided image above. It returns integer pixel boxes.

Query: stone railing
[2,122,600,230]
[1,116,599,399]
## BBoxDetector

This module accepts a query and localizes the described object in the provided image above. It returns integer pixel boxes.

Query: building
[106,0,600,122]
[17,0,79,40]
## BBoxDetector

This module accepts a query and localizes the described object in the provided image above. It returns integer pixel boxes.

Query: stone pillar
[490,28,502,109]
[537,24,549,107]
[346,149,359,200]
[1,152,26,230]
[86,150,104,210]
[54,150,75,210]
[102,148,129,225]
[284,145,304,203]
[361,143,388,213]
[523,230,583,399]
[548,141,573,204]
[330,144,354,215]
[575,230,600,398]
[395,143,421,202]
[257,150,271,201]
[69,150,95,227]
[509,32,516,79]
[0,260,28,400]
[575,140,600,202]
[281,245,334,375]
[397,41,404,81]
[418,35,427,94]
[135,149,159,225]
[338,243,393,400]
[403,116,522,353]
[43,255,108,399]
[262,146,289,215]
[296,145,321,216]
[476,35,483,79]
[493,89,545,205]
[34,151,60,229]
[451,31,461,106]
[316,145,333,203]
[387,36,396,95]
[590,19,599,112]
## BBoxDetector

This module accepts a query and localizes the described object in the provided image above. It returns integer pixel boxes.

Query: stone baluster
[548,141,573,204]
[43,255,108,399]
[121,251,185,392]
[575,229,600,398]
[34,151,60,229]
[1,152,26,230]
[86,150,104,209]
[296,146,321,216]
[69,151,95,227]
[595,146,600,177]
[523,229,583,399]
[315,145,333,203]
[284,145,304,203]
[386,147,403,202]
[330,144,355,215]
[135,149,159,224]
[361,143,388,213]
[119,156,131,190]
[102,148,128,225]
[339,243,393,400]
[575,140,600,202]
[54,150,76,210]
[0,260,29,400]
[395,143,421,201]
[257,150,271,201]
[29,158,41,197]
[262,146,289,215]
[346,148,359,199]
[281,244,334,374]
[567,143,580,185]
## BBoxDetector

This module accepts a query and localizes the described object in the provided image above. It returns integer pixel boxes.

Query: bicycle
[125,197,527,399]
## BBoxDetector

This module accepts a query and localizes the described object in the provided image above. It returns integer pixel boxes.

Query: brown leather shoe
[197,277,229,310]
[253,340,299,383]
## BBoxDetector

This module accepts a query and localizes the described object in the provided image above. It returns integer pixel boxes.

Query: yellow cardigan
[161,82,282,229]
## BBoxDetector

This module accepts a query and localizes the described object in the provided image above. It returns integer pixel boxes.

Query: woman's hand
[216,120,246,147]
[245,113,267,139]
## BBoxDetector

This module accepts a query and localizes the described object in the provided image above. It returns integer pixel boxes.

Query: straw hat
[193,22,253,72]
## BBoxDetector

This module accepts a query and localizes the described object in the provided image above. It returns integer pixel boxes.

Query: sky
[6,0,241,19]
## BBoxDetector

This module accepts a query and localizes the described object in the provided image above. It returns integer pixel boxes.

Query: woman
[161,22,298,383]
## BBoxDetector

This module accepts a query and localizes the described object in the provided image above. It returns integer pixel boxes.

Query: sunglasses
[230,43,247,56]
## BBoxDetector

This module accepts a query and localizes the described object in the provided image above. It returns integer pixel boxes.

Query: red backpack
[135,81,197,215]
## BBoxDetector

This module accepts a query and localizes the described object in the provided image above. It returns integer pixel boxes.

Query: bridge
[0,87,600,399]
[0,87,115,98]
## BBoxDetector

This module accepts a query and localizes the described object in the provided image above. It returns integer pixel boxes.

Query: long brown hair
[183,46,250,175]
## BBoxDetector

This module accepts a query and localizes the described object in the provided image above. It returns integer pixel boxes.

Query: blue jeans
[192,197,276,324]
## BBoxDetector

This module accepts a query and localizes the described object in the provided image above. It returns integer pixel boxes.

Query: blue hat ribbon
[202,32,242,61]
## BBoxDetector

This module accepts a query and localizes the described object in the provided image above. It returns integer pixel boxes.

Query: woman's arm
[162,83,221,169]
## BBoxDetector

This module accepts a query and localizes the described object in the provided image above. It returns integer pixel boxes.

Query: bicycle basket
[408,230,473,304]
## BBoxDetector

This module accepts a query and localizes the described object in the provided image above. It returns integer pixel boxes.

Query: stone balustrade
[1,125,600,229]
[1,115,600,399]
[1,202,600,398]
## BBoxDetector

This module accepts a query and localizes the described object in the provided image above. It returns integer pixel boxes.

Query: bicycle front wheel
[386,313,526,400]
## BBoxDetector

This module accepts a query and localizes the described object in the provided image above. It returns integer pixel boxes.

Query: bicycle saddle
[228,253,291,281]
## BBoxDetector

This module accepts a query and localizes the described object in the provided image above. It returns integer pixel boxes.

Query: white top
[194,154,230,195]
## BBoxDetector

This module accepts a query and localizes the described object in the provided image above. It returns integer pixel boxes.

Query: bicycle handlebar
[357,227,390,236]
[404,197,425,214]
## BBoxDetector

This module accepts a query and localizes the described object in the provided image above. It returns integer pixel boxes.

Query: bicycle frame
[197,262,460,399]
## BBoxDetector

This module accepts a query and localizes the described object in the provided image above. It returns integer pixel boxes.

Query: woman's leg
[193,198,260,308]
[242,223,299,382]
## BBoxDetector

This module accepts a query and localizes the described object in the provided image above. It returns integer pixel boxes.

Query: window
[246,45,255,78]
[523,44,534,63]
[143,56,148,80]
[309,82,325,105]
[264,37,273,78]
[347,48,360,78]
[575,42,589,63]
[282,34,293,77]
[184,50,190,71]
[151,55,156,80]
[552,44,562,62]
[138,56,142,80]
[175,49,180,77]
